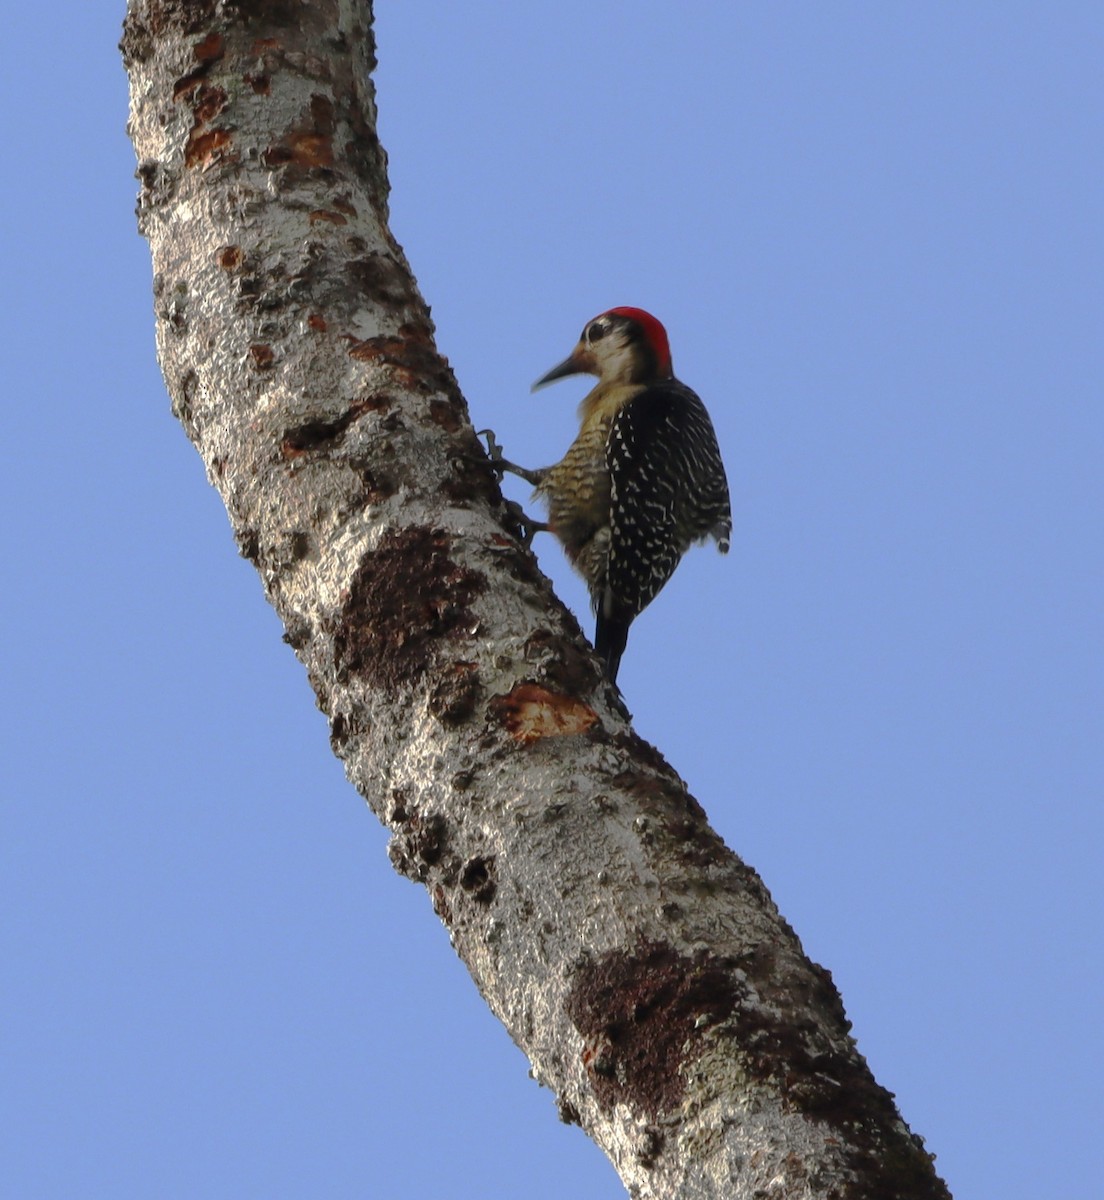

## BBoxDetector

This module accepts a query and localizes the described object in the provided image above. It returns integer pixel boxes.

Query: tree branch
[121,3,949,1196]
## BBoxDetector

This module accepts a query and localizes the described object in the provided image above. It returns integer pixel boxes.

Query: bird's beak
[531,346,589,392]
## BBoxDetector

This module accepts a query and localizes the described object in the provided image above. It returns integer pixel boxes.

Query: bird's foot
[475,429,544,486]
[503,499,550,547]
[476,428,507,476]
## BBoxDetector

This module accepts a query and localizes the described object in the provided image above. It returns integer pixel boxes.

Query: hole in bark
[459,856,496,904]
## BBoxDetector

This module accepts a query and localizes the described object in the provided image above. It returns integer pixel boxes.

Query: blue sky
[3,3,1101,1196]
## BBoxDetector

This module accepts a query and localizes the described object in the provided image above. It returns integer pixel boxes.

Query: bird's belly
[537,428,612,581]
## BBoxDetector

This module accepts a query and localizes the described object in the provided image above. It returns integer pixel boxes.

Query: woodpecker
[487,307,731,683]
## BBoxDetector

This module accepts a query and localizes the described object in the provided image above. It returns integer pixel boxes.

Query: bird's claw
[475,430,547,542]
[476,428,507,475]
[503,499,548,548]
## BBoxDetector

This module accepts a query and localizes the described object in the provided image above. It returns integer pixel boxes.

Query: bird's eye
[586,320,609,344]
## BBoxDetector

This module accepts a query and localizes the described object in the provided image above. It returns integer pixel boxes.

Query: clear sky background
[3,3,1101,1197]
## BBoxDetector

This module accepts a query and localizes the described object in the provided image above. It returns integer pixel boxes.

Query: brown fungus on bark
[280,393,393,458]
[332,528,485,693]
[344,332,459,399]
[724,989,945,1200]
[565,941,744,1119]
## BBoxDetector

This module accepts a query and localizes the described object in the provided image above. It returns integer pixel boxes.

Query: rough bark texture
[121,4,950,1197]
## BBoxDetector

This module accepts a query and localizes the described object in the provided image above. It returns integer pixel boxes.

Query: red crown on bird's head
[601,306,672,376]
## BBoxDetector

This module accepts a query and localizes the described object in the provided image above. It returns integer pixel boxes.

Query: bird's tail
[594,609,631,684]
[712,514,732,554]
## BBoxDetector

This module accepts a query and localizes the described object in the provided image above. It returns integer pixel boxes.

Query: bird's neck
[577,379,646,429]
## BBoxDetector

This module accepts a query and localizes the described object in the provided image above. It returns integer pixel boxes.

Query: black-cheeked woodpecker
[486,307,731,684]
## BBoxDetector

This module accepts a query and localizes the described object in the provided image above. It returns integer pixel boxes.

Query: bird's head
[532,307,673,391]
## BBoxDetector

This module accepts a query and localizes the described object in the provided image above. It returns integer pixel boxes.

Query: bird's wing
[604,382,730,624]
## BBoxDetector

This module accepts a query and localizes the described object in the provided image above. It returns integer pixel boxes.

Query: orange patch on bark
[193,32,224,62]
[191,84,227,125]
[490,684,599,744]
[216,245,243,270]
[289,133,333,165]
[264,133,333,168]
[345,335,406,362]
[185,127,231,169]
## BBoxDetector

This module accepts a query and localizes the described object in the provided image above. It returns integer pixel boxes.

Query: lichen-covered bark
[121,3,949,1197]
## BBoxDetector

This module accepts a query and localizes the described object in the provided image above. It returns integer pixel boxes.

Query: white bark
[121,3,949,1197]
